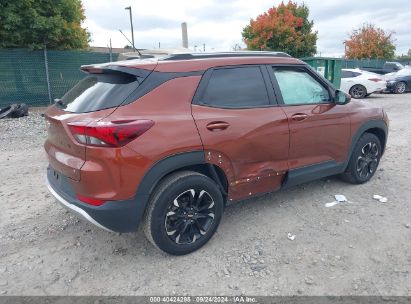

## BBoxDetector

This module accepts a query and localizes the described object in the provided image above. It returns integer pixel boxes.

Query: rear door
[269,65,351,170]
[191,65,289,200]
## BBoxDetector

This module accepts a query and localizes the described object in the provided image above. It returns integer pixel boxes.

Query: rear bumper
[46,167,143,233]
[370,82,387,93]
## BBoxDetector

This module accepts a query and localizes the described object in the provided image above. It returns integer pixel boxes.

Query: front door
[191,65,289,201]
[270,66,351,171]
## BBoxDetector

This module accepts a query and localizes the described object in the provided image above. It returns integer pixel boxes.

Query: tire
[394,82,406,94]
[10,103,29,118]
[349,85,367,99]
[0,104,18,119]
[143,171,224,255]
[341,133,382,184]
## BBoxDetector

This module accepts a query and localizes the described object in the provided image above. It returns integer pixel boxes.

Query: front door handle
[206,121,230,131]
[291,113,308,121]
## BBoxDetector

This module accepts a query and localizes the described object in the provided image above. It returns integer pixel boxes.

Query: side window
[272,67,331,105]
[200,66,270,108]
[341,70,352,78]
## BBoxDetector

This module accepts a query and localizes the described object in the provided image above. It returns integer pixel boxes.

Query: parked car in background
[385,67,411,94]
[340,69,386,99]
[362,62,405,75]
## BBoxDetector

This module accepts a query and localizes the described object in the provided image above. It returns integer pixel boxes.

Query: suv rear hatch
[44,60,157,181]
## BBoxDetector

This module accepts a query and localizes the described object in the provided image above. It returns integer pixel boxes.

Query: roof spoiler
[80,64,152,78]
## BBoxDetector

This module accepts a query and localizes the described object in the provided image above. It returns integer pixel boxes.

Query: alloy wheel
[396,82,406,94]
[165,189,215,244]
[356,142,379,179]
[351,85,366,98]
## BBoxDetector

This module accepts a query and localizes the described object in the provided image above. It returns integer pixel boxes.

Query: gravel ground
[0,94,410,296]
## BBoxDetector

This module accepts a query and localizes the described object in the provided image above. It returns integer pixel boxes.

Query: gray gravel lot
[0,94,410,296]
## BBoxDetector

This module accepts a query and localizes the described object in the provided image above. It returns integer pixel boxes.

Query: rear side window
[200,67,269,108]
[341,70,351,78]
[59,72,141,113]
[342,71,361,78]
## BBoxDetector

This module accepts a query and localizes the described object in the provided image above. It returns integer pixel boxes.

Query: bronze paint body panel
[280,103,351,169]
[44,76,203,201]
[44,106,116,181]
[192,105,289,201]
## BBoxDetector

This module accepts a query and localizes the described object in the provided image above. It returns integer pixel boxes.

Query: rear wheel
[394,82,406,94]
[0,104,17,119]
[341,133,381,184]
[143,171,224,255]
[349,85,367,99]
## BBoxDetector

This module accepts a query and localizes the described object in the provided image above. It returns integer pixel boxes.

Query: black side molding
[282,160,345,189]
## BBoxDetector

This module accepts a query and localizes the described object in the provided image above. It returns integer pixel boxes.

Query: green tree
[0,0,90,50]
[242,1,317,57]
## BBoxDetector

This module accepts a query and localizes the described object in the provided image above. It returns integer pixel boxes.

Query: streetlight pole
[125,6,135,51]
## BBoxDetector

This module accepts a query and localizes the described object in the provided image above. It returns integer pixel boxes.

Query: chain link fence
[1,49,410,108]
[0,48,119,107]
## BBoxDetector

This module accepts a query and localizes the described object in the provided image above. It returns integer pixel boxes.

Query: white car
[340,69,387,99]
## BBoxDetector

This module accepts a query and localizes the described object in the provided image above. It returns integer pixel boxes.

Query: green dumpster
[301,57,342,89]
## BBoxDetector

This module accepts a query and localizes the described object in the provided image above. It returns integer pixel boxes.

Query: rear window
[58,72,141,113]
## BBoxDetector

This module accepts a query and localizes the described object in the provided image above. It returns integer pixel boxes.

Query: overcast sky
[82,0,411,56]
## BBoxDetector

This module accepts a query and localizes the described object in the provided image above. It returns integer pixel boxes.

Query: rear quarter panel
[92,76,204,199]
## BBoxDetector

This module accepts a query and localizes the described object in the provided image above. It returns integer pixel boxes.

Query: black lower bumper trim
[46,167,142,233]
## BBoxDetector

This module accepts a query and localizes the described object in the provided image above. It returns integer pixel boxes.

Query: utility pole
[109,38,113,62]
[125,6,135,51]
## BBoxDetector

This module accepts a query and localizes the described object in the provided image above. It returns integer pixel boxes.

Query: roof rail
[161,51,291,61]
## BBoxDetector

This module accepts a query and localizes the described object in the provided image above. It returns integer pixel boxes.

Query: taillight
[368,78,383,82]
[77,194,106,206]
[68,119,154,147]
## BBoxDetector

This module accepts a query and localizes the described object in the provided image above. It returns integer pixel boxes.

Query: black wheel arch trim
[343,119,388,171]
[136,151,206,201]
[131,150,221,231]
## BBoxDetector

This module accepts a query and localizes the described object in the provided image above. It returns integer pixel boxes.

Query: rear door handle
[206,121,230,131]
[291,113,308,121]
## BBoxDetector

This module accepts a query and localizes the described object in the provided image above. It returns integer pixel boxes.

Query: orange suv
[44,52,389,255]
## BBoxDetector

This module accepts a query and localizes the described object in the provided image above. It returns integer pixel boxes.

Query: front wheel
[394,82,406,94]
[143,171,224,255]
[341,133,382,184]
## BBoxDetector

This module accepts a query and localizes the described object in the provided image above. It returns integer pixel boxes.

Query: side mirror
[335,90,351,105]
